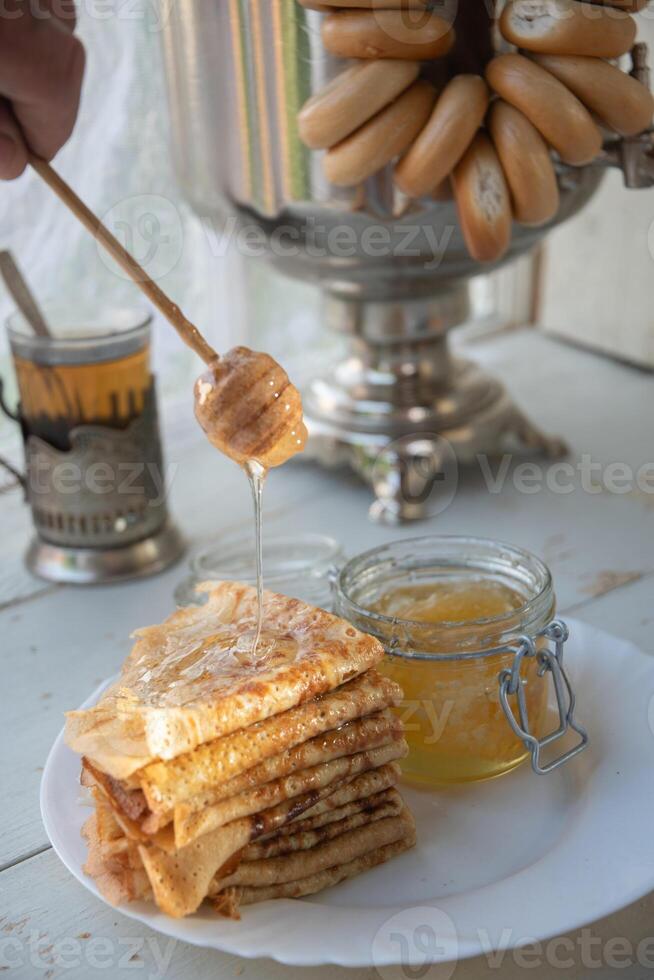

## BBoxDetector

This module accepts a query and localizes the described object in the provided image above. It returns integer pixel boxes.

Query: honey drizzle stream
[246,459,267,653]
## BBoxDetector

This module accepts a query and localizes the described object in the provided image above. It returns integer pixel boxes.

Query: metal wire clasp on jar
[334,536,589,786]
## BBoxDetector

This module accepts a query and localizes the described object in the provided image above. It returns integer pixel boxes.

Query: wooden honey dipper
[29,154,307,470]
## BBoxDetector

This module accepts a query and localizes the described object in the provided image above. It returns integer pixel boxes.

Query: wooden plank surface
[0,484,56,611]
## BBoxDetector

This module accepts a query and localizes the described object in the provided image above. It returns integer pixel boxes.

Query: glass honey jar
[335,536,588,786]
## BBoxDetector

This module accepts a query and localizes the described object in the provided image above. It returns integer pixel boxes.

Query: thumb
[0,100,27,180]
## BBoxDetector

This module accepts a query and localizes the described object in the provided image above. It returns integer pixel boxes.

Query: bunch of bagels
[297,0,654,262]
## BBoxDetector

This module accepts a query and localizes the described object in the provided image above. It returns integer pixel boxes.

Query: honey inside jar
[373,580,524,624]
[335,538,555,787]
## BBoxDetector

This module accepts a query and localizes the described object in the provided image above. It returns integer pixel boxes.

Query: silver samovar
[159,1,654,521]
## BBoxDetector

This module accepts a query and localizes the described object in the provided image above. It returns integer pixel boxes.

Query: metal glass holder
[18,384,185,585]
[0,302,187,584]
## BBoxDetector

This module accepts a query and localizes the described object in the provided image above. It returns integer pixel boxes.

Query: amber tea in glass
[6,304,152,450]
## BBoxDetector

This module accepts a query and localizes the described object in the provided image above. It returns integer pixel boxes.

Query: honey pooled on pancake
[194,346,308,470]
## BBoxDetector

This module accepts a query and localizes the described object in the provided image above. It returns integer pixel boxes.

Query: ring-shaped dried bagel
[324,79,436,186]
[298,60,420,150]
[451,132,512,264]
[530,54,654,136]
[488,100,560,226]
[500,0,637,59]
[395,74,489,198]
[321,9,455,60]
[295,0,652,262]
[486,53,603,166]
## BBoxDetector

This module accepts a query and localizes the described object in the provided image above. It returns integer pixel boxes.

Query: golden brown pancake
[66,583,385,776]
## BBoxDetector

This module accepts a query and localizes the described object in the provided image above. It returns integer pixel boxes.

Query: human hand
[0,1,85,179]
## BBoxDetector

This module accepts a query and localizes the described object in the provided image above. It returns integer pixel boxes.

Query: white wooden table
[1,330,653,979]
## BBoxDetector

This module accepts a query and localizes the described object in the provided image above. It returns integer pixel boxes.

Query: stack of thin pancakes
[65,583,415,918]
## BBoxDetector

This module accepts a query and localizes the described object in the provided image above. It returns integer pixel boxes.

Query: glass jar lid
[175,532,344,608]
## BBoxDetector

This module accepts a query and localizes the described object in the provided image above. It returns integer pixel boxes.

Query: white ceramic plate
[41,619,654,969]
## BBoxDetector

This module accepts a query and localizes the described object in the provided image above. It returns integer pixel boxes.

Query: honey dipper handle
[28,154,218,366]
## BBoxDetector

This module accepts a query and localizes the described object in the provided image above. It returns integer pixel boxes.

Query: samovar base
[305,385,567,524]
[26,520,186,585]
[302,291,566,523]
